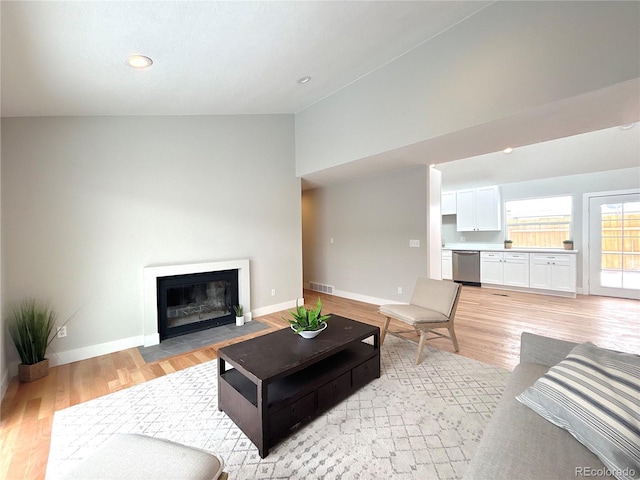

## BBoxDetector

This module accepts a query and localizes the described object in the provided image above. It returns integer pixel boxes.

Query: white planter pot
[236,316,245,326]
[290,322,327,339]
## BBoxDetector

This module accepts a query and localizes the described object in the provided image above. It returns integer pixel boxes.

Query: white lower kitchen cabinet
[529,254,576,293]
[503,253,530,287]
[480,252,503,284]
[481,252,529,287]
[442,250,453,280]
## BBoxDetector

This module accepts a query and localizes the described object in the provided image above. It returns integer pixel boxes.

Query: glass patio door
[588,193,640,299]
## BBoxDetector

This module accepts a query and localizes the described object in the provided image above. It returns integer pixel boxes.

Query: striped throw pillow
[516,342,640,480]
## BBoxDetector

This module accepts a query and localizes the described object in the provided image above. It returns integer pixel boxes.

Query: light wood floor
[1,286,638,479]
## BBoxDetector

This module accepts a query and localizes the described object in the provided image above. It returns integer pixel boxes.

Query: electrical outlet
[459,236,466,242]
[271,288,276,296]
[330,237,334,244]
[409,239,420,248]
[397,287,403,295]
[57,326,67,338]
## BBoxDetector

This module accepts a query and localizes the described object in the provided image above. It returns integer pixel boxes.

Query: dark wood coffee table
[217,315,380,458]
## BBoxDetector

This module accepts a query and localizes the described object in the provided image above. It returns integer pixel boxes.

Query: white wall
[302,166,427,304]
[1,115,301,370]
[442,167,640,289]
[295,1,639,177]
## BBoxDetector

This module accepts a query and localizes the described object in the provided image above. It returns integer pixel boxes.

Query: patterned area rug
[46,336,509,479]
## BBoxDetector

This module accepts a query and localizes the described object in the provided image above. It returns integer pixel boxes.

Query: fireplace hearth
[157,270,239,341]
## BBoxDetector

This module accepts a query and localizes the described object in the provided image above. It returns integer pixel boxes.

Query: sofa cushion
[378,304,449,324]
[516,343,640,480]
[465,362,613,480]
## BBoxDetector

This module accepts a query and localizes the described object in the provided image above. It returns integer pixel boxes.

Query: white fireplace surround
[143,259,251,346]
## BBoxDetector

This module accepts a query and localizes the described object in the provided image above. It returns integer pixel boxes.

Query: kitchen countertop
[443,243,578,254]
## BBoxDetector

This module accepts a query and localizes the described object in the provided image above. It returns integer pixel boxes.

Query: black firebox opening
[157,269,239,341]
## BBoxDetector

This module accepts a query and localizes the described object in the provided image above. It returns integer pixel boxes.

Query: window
[505,196,572,248]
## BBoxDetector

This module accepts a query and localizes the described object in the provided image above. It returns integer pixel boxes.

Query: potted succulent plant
[285,298,330,339]
[6,299,65,382]
[233,305,244,326]
[563,240,574,250]
[504,239,513,249]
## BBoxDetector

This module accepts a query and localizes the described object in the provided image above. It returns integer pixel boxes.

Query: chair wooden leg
[449,326,460,352]
[415,330,427,365]
[380,316,391,345]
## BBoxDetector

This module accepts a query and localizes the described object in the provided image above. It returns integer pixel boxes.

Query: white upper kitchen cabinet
[456,186,501,231]
[441,191,457,215]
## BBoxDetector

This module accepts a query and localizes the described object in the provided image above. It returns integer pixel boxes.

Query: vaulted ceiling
[2,1,638,189]
[1,1,491,117]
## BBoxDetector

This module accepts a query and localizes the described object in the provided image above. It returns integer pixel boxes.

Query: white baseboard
[47,335,146,367]
[252,298,302,318]
[332,289,401,306]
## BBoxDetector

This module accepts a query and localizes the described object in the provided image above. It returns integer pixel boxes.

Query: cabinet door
[530,259,552,289]
[503,258,530,287]
[442,252,453,280]
[441,191,457,215]
[475,186,501,231]
[550,261,576,292]
[456,189,476,231]
[480,253,503,284]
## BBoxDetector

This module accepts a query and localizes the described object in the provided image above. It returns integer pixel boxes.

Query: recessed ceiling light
[127,55,153,69]
[503,147,514,154]
[297,76,312,85]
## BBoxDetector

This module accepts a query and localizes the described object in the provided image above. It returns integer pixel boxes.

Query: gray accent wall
[1,115,301,365]
[302,166,428,303]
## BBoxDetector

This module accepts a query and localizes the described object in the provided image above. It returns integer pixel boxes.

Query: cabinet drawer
[531,254,573,262]
[352,356,380,390]
[317,371,351,412]
[268,393,315,440]
[504,252,528,261]
[481,252,503,259]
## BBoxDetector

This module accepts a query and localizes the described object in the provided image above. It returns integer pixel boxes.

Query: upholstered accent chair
[379,277,461,365]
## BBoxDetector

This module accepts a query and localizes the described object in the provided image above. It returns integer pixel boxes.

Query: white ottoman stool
[62,434,226,480]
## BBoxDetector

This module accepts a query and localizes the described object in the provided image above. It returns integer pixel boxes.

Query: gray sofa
[466,332,614,480]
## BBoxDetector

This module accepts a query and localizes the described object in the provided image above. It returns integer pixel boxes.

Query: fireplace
[157,269,238,341]
[143,259,251,346]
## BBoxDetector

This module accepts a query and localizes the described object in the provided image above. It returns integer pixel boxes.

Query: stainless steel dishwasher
[452,251,480,286]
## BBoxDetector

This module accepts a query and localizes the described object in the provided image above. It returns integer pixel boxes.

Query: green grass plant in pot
[286,298,330,339]
[233,304,244,326]
[7,299,61,382]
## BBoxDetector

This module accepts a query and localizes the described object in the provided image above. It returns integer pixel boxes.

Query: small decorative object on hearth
[563,240,574,250]
[504,240,513,249]
[6,299,70,382]
[233,305,244,326]
[285,298,330,339]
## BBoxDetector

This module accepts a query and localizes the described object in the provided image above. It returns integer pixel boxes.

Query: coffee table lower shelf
[218,338,380,457]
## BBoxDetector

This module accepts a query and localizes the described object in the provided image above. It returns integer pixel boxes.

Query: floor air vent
[309,282,334,295]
